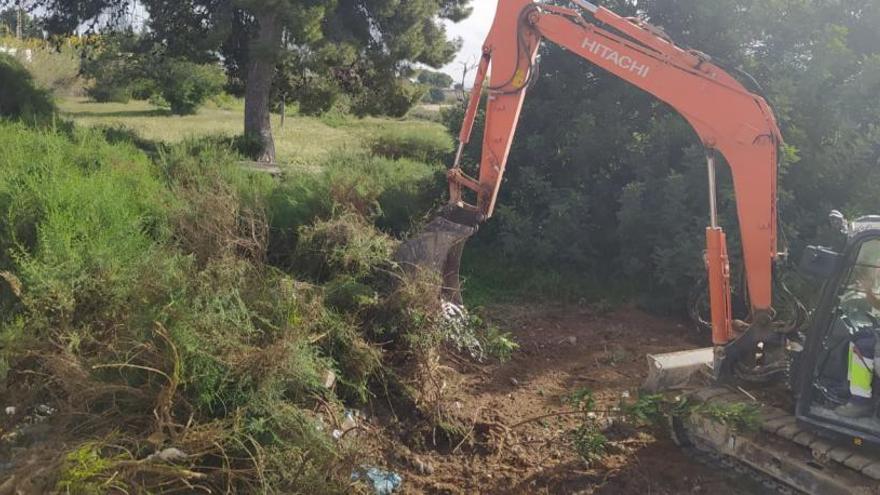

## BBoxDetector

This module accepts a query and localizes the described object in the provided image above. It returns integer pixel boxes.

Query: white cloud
[442,1,497,87]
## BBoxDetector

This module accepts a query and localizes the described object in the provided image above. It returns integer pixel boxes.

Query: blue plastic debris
[351,466,403,495]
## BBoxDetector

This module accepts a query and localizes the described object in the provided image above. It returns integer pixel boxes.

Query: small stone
[155,448,187,463]
[35,404,55,416]
[413,457,434,475]
[567,336,578,345]
[322,370,337,389]
[509,377,520,386]
[4,406,14,416]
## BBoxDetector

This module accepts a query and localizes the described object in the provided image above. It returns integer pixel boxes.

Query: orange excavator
[396,1,880,492]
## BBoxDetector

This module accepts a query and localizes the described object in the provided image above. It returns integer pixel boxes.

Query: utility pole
[16,1,22,39]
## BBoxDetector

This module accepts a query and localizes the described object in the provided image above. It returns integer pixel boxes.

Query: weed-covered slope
[0,123,354,492]
[0,121,512,494]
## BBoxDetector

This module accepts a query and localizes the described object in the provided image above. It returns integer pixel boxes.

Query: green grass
[58,97,448,168]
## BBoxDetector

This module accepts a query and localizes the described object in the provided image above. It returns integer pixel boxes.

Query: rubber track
[681,387,880,494]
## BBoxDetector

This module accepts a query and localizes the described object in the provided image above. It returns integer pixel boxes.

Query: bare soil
[374,304,760,494]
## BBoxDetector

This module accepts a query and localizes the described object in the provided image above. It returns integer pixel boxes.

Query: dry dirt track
[376,304,771,495]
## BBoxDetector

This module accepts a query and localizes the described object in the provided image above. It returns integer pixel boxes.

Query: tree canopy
[0,8,43,38]
[418,69,455,89]
[29,0,473,161]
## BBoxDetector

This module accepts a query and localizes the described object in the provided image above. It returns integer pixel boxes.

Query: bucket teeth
[394,216,476,305]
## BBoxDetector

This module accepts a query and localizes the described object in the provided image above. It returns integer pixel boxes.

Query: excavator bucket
[642,347,714,393]
[394,215,477,305]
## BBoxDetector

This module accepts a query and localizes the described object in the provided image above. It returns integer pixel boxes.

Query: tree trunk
[244,12,282,163]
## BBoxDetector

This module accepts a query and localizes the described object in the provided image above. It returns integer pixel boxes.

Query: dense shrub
[296,77,344,116]
[85,57,139,103]
[80,33,149,103]
[426,87,447,104]
[267,150,443,268]
[0,54,55,123]
[155,59,227,115]
[81,34,225,114]
[352,79,426,118]
[369,125,454,163]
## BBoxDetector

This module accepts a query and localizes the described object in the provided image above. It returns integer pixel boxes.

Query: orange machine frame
[449,0,783,345]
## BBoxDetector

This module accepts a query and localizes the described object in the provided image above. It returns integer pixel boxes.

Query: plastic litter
[342,410,359,430]
[35,404,56,417]
[332,410,363,441]
[351,466,402,495]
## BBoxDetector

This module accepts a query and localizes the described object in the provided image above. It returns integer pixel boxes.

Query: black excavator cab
[796,214,880,450]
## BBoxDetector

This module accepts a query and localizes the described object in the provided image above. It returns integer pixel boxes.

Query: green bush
[80,33,147,103]
[353,79,426,118]
[266,150,442,268]
[0,54,55,123]
[368,125,454,163]
[88,79,134,103]
[297,77,343,116]
[426,87,447,104]
[155,59,227,115]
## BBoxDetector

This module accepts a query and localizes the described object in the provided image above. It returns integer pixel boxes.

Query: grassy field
[58,97,449,167]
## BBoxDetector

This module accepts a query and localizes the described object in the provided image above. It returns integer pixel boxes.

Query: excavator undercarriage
[650,367,880,494]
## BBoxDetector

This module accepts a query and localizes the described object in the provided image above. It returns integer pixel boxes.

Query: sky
[441,1,497,87]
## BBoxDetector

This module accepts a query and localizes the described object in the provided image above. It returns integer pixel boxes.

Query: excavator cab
[797,216,880,449]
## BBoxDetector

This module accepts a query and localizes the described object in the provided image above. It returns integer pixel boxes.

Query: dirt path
[378,304,762,494]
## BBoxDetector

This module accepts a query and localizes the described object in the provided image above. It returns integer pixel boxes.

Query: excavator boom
[401,0,782,348]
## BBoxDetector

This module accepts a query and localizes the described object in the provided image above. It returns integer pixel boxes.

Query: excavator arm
[444,0,783,347]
